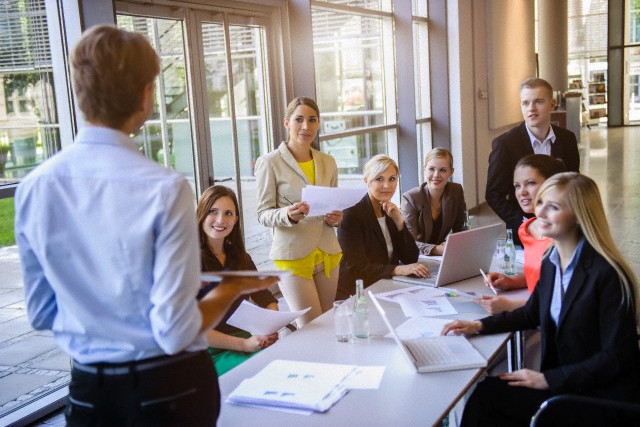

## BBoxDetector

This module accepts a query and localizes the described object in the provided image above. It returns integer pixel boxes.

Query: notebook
[393,222,503,287]
[369,291,486,373]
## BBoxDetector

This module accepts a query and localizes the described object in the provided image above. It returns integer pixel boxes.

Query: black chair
[530,394,640,426]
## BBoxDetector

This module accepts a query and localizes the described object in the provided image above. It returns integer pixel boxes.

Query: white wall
[449,0,536,209]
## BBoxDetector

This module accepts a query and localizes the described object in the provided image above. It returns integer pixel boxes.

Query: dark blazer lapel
[420,184,434,241]
[279,143,310,185]
[362,195,388,255]
[517,122,536,156]
[557,246,593,329]
[538,261,557,332]
[439,184,454,242]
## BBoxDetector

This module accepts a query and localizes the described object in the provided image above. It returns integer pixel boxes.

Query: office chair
[530,394,640,426]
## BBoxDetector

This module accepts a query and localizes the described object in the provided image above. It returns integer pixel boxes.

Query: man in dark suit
[486,78,580,244]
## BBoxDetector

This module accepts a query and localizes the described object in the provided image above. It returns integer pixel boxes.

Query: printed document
[227,360,355,413]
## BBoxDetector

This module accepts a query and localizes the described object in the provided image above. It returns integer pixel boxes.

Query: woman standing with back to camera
[255,97,342,328]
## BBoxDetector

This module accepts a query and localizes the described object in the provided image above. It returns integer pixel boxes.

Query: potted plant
[0,140,10,175]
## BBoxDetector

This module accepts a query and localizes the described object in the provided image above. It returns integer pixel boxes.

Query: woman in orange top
[479,154,565,314]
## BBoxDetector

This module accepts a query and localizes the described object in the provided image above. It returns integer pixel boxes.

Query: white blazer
[255,142,342,260]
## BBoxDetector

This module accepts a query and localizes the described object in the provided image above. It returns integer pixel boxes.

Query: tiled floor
[1,125,639,425]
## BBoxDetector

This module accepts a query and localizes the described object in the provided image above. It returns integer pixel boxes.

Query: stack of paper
[227,360,356,413]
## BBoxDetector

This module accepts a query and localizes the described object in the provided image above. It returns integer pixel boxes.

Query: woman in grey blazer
[401,148,467,255]
[255,97,342,327]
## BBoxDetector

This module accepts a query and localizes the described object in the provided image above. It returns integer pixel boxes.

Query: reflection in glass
[624,47,640,124]
[320,128,389,176]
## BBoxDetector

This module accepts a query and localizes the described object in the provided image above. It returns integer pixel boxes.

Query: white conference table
[218,276,529,427]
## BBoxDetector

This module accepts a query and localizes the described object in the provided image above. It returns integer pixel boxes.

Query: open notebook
[369,291,486,373]
[393,222,503,287]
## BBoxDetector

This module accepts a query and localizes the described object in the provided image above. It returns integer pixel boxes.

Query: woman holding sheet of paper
[443,173,640,426]
[255,97,342,327]
[400,147,467,256]
[197,186,279,375]
[337,155,429,298]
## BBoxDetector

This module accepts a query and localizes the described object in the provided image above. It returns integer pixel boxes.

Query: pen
[282,195,294,205]
[479,268,498,295]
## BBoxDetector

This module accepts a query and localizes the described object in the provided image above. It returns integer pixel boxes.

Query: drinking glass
[495,238,506,269]
[333,300,353,342]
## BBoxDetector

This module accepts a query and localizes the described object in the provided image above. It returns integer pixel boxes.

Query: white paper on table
[227,360,355,412]
[386,317,451,340]
[516,248,525,265]
[301,185,367,217]
[395,294,458,317]
[342,366,386,390]
[375,285,446,303]
[226,300,310,336]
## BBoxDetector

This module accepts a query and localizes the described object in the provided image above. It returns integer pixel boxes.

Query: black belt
[72,351,201,376]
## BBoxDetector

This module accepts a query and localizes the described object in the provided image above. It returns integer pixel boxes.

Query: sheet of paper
[516,248,525,265]
[226,300,310,336]
[342,366,385,390]
[387,316,451,340]
[375,285,447,303]
[301,185,367,217]
[396,294,458,317]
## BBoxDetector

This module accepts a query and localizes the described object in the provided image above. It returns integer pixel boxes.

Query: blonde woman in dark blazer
[337,155,429,298]
[444,173,640,426]
[401,148,467,255]
[255,97,342,328]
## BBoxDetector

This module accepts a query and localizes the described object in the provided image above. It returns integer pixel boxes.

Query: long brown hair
[196,185,251,269]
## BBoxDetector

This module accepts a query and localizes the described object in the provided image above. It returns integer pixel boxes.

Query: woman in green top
[255,97,342,328]
[197,185,279,375]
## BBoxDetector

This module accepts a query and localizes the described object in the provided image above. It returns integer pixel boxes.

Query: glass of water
[495,238,506,269]
[333,300,353,342]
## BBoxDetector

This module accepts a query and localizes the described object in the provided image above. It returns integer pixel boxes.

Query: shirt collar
[75,125,141,153]
[525,124,556,146]
[548,237,586,272]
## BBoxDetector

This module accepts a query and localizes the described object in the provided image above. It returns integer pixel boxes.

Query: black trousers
[460,376,550,427]
[66,350,220,427]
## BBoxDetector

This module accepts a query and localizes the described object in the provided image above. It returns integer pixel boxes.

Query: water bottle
[463,210,472,230]
[504,229,517,275]
[353,279,369,338]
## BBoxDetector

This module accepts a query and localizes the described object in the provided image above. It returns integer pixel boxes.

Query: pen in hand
[479,269,498,295]
[282,195,294,205]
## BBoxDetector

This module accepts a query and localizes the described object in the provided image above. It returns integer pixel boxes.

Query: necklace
[431,202,441,218]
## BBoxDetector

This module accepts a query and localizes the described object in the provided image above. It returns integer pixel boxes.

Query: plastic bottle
[504,229,517,275]
[353,279,369,338]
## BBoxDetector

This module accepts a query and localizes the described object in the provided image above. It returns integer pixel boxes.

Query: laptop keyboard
[405,338,455,365]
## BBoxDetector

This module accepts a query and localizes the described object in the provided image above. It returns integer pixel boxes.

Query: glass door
[196,12,274,266]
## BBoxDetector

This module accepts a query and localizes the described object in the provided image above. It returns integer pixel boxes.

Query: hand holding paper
[301,186,367,217]
[227,300,311,336]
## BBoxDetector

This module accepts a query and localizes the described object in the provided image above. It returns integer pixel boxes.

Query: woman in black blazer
[401,147,467,255]
[337,155,429,298]
[443,173,640,426]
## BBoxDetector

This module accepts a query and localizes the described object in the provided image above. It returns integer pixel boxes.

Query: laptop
[368,291,486,373]
[393,222,503,287]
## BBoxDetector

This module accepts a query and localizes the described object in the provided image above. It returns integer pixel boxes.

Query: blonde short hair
[71,25,160,128]
[424,147,454,169]
[363,154,399,182]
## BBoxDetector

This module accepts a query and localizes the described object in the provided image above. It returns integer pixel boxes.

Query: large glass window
[0,1,70,424]
[625,0,640,124]
[312,1,396,178]
[0,0,61,181]
[413,0,432,182]
[117,16,195,187]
